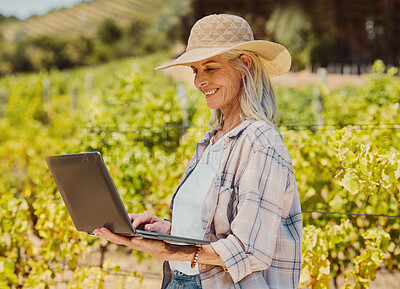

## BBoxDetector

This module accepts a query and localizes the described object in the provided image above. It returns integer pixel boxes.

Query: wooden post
[85,72,93,92]
[0,88,7,118]
[360,64,367,74]
[343,64,351,75]
[177,84,188,126]
[335,63,342,74]
[177,84,188,143]
[314,68,326,128]
[70,87,78,113]
[317,67,327,83]
[42,78,51,124]
[327,63,335,74]
[351,63,358,75]
[42,78,51,104]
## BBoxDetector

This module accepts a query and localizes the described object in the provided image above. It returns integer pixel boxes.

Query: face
[191,56,242,114]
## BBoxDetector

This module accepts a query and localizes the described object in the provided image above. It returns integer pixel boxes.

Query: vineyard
[0,54,399,288]
[0,0,172,41]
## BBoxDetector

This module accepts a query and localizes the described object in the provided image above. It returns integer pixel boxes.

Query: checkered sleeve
[211,146,292,283]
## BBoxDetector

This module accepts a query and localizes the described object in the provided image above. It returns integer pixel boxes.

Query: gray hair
[208,49,278,128]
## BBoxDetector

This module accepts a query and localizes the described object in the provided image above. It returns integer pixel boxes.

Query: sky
[0,0,85,19]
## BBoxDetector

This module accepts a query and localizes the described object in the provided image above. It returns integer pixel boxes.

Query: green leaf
[394,160,400,179]
[339,171,359,194]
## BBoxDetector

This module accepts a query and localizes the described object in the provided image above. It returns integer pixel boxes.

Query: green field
[0,0,170,41]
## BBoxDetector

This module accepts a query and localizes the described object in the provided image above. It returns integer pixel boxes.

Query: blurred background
[0,1,399,289]
[0,0,399,75]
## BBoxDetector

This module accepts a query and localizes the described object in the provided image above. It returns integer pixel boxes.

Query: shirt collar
[199,119,257,144]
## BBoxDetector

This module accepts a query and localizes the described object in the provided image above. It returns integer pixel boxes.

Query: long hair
[208,49,278,129]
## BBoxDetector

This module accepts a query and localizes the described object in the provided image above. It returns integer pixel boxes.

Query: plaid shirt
[162,119,302,289]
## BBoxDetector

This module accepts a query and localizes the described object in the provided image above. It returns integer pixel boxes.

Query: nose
[194,71,208,90]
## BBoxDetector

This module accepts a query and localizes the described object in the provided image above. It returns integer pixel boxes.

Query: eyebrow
[191,60,218,69]
[202,60,218,65]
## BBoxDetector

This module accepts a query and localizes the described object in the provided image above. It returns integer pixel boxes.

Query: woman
[94,14,302,289]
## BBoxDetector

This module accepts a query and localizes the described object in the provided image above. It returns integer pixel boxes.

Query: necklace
[205,120,241,164]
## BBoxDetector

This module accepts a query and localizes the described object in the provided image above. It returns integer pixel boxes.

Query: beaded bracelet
[191,246,202,268]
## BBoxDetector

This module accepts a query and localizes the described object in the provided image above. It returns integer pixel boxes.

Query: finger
[93,228,110,239]
[131,213,156,229]
[95,228,131,246]
[128,213,140,222]
[145,221,171,234]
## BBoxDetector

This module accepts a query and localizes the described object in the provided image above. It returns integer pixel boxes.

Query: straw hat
[155,14,291,77]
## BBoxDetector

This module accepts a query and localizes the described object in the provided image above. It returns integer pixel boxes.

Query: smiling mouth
[204,88,219,97]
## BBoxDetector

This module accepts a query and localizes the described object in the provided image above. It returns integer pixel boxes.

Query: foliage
[0,14,18,24]
[300,221,391,289]
[0,0,191,76]
[98,19,122,44]
[0,27,169,75]
[266,5,314,71]
[279,61,400,288]
[188,0,400,66]
[343,229,391,289]
[0,53,201,288]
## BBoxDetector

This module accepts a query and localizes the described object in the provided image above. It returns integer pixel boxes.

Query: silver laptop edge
[45,151,209,246]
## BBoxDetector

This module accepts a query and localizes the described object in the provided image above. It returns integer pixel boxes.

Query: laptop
[45,151,209,246]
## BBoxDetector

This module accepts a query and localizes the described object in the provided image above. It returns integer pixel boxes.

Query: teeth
[205,89,218,95]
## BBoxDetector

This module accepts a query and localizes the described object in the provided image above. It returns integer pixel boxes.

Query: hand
[93,227,225,266]
[93,227,171,260]
[128,211,171,234]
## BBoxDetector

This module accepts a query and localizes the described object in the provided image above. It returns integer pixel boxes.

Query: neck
[220,101,241,132]
[221,114,241,132]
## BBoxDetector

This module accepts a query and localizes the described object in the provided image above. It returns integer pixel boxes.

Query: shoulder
[238,120,292,163]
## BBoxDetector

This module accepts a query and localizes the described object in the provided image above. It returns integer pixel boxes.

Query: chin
[206,100,221,110]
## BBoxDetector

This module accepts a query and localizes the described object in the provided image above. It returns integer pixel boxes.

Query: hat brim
[155,40,291,78]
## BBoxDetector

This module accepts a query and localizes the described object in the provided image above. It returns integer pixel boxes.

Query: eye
[191,68,198,75]
[205,67,215,72]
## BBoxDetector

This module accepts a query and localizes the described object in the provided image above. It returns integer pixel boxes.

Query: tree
[98,19,122,44]
[185,0,400,68]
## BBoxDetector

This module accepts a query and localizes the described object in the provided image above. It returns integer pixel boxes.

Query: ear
[239,54,252,71]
